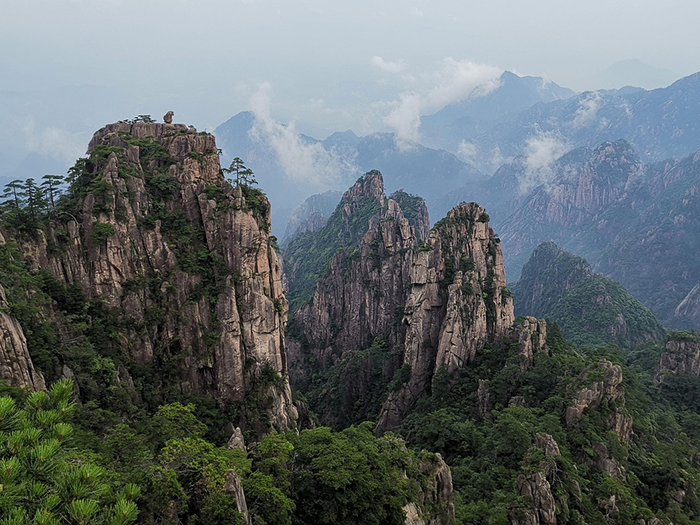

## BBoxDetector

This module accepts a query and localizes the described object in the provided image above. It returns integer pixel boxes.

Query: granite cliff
[1,121,297,435]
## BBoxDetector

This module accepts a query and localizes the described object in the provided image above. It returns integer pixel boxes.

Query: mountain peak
[342,170,385,208]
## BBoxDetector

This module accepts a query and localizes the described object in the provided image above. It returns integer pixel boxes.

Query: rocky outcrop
[403,453,455,525]
[512,471,557,525]
[0,281,46,391]
[281,190,342,245]
[13,122,296,434]
[286,173,430,427]
[592,442,625,481]
[477,379,492,421]
[510,434,560,525]
[566,360,632,444]
[655,335,700,383]
[675,283,700,327]
[378,204,514,431]
[223,469,251,524]
[510,316,548,371]
[292,181,427,365]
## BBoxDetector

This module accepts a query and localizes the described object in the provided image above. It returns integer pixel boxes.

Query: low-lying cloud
[571,91,602,129]
[519,130,571,193]
[383,58,502,147]
[249,83,357,188]
[22,120,88,166]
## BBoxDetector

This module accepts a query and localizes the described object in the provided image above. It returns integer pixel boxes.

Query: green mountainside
[512,242,666,348]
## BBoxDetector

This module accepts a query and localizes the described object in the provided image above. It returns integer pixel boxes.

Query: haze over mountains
[4,68,700,333]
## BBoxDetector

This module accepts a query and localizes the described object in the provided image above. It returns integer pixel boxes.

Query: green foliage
[0,379,139,524]
[91,222,116,245]
[289,423,412,525]
[513,243,666,347]
[293,337,398,429]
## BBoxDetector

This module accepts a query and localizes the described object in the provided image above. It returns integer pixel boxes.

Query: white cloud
[409,7,423,17]
[571,91,602,129]
[457,140,478,163]
[519,130,571,193]
[371,56,407,74]
[249,83,357,188]
[22,120,87,165]
[383,58,502,146]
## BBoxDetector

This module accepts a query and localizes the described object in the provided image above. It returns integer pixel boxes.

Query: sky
[0,0,698,176]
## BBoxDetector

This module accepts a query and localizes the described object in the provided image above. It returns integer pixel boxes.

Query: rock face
[378,204,514,432]
[281,190,342,245]
[0,281,46,391]
[292,175,428,366]
[495,138,700,328]
[655,334,700,382]
[510,316,548,372]
[510,433,561,525]
[223,469,250,524]
[513,471,557,525]
[403,453,456,525]
[16,122,296,434]
[566,360,633,444]
[287,172,429,426]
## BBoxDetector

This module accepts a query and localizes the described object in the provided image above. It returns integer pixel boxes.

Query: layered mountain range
[280,167,700,523]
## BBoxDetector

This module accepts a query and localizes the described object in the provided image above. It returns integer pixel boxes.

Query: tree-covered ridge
[0,378,449,524]
[512,242,665,347]
[399,325,700,524]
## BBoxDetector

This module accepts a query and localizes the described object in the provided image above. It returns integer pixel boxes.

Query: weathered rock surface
[510,316,548,371]
[378,203,514,431]
[13,122,296,433]
[593,442,625,481]
[512,472,557,525]
[223,469,251,524]
[655,335,700,383]
[286,173,430,426]
[281,190,342,245]
[510,434,561,525]
[566,359,633,444]
[293,177,426,364]
[403,453,455,525]
[0,282,46,391]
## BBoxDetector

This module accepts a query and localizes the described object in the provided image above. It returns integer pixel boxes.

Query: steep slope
[378,203,514,431]
[499,140,641,276]
[281,190,342,245]
[285,172,429,427]
[1,121,297,435]
[0,276,46,390]
[493,139,700,327]
[512,242,666,347]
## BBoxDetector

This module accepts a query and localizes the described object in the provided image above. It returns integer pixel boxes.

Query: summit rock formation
[2,121,297,435]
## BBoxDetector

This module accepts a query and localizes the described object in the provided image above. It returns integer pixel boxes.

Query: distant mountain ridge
[420,70,576,154]
[214,112,482,236]
[487,140,700,328]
